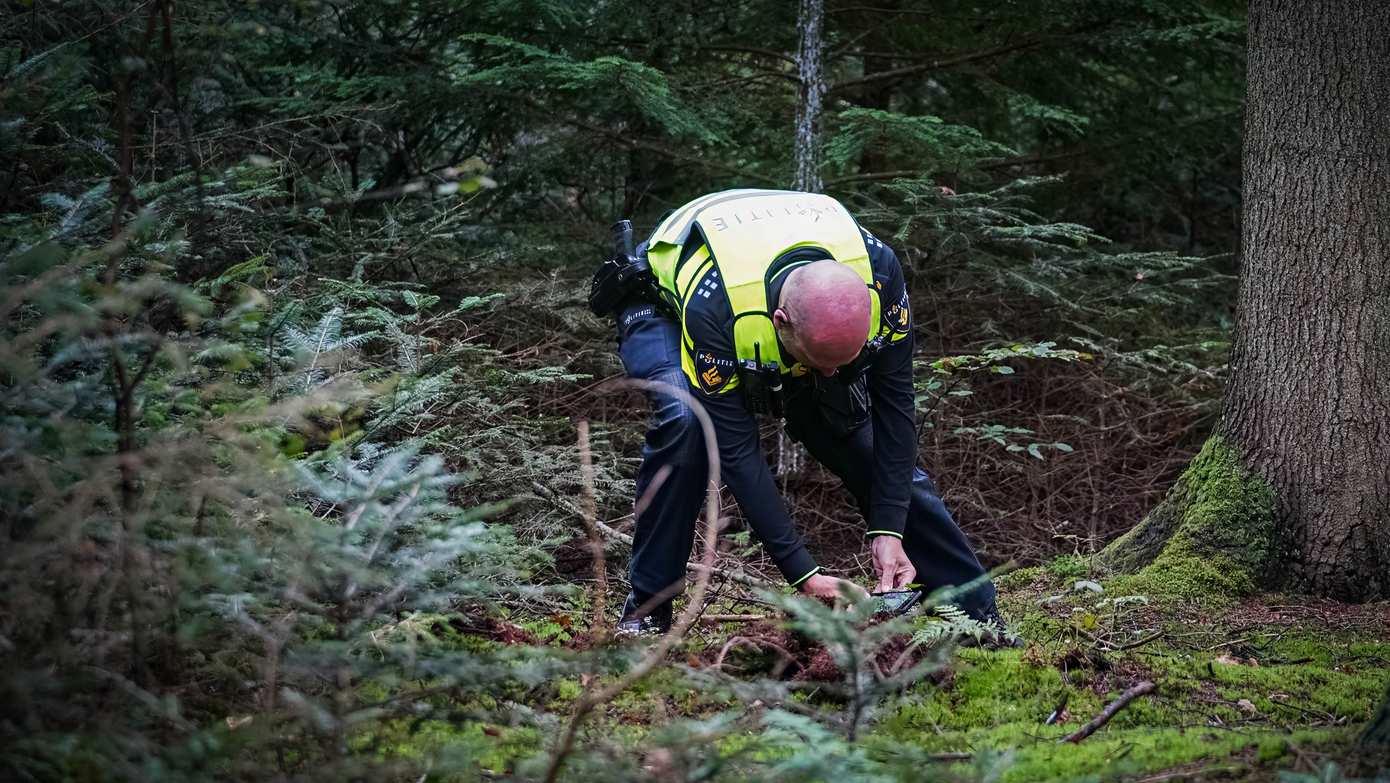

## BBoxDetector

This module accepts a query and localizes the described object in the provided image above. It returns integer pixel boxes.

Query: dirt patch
[1056,646,1113,674]
[1085,657,1160,699]
[448,615,542,646]
[1224,597,1390,632]
[695,619,942,684]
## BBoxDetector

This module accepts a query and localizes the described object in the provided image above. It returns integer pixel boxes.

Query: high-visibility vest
[646,190,882,390]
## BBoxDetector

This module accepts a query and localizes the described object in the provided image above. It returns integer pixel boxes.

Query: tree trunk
[1223,0,1390,601]
[793,0,826,193]
[1099,1,1389,602]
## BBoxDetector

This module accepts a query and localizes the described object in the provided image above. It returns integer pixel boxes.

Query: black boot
[970,603,1022,649]
[615,592,673,637]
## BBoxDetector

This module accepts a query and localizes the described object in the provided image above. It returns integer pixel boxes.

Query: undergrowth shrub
[0,188,577,779]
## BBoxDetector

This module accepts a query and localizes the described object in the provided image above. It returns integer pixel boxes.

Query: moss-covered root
[1097,436,1276,598]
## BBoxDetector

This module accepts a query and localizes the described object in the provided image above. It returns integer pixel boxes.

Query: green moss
[554,677,583,701]
[879,648,1267,783]
[1045,554,1089,582]
[1107,546,1250,602]
[1203,639,1390,722]
[992,726,1349,783]
[608,667,737,719]
[358,718,544,779]
[1099,436,1275,599]
[994,566,1046,592]
[883,649,1102,734]
[869,581,1390,783]
[872,634,1385,782]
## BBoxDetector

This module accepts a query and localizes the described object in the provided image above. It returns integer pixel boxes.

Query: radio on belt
[737,341,785,418]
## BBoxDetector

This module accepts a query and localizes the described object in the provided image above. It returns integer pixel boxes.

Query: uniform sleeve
[684,300,820,585]
[863,234,917,539]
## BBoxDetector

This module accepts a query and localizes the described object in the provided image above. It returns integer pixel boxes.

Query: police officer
[592,189,1003,635]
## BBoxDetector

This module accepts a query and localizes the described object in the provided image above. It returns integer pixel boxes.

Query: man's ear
[772,308,791,329]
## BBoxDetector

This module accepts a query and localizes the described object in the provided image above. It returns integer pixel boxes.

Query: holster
[814,374,870,439]
[738,359,785,418]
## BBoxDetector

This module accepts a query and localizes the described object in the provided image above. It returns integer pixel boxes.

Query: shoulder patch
[695,348,736,394]
[882,288,911,338]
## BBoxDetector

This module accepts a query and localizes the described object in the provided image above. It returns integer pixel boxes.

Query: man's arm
[698,387,866,600]
[863,238,917,539]
[694,388,821,585]
[862,237,919,590]
[686,296,863,598]
[681,291,820,586]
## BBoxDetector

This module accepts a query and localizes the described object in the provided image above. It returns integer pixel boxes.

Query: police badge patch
[882,288,911,338]
[695,349,736,394]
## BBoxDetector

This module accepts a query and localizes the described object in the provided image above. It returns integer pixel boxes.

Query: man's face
[773,309,861,377]
[771,260,872,376]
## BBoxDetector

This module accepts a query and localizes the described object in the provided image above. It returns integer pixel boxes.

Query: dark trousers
[617,304,996,619]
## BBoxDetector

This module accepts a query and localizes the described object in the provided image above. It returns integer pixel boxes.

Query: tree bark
[793,0,826,193]
[1223,0,1390,601]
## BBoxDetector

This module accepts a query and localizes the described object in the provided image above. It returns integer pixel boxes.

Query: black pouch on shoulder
[589,219,662,317]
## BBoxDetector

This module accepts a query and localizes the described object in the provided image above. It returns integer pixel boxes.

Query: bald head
[773,260,871,375]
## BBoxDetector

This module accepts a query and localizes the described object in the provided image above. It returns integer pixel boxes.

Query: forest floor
[380,557,1390,782]
[402,273,1390,782]
[868,565,1390,782]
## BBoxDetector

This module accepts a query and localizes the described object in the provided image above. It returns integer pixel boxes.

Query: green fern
[912,604,1014,648]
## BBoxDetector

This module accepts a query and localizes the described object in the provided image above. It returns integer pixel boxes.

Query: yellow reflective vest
[646,189,883,391]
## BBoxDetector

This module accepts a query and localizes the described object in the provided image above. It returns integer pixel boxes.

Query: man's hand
[871,536,916,593]
[799,573,869,602]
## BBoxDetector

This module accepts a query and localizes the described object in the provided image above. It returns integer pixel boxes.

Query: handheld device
[871,589,923,617]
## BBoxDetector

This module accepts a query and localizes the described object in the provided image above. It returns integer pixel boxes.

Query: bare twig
[686,563,778,590]
[576,420,608,636]
[1061,680,1156,743]
[699,614,768,624]
[543,379,723,783]
[1203,636,1254,651]
[527,481,777,591]
[1107,631,1164,653]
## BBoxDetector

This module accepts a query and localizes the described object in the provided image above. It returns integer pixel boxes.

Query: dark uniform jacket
[646,229,916,584]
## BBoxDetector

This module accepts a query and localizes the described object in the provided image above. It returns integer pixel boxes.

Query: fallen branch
[1061,680,1156,743]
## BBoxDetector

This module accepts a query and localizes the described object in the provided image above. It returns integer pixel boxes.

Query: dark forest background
[11,2,1351,781]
